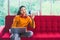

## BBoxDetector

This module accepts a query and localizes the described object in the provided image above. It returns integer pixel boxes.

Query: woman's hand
[30,14,35,20]
[30,14,35,29]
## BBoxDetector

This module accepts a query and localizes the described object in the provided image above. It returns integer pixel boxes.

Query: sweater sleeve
[28,16,35,29]
[11,15,19,28]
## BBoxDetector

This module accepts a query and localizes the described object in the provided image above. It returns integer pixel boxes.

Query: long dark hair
[17,6,26,15]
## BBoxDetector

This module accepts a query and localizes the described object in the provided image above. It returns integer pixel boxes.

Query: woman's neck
[20,14,27,18]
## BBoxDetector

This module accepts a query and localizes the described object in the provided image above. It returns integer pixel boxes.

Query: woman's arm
[28,15,35,29]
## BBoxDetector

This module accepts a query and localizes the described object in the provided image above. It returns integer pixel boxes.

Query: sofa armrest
[0,26,5,37]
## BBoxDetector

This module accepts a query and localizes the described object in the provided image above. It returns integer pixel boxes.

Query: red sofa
[0,15,60,40]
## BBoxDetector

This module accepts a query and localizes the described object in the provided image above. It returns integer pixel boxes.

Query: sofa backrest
[3,15,60,33]
[4,15,15,32]
[34,16,60,33]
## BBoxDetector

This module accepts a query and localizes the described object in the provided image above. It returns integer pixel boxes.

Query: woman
[10,6,35,40]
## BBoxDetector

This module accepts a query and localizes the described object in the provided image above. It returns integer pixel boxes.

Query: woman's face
[20,7,26,15]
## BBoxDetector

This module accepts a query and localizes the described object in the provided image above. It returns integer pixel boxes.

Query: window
[52,0,60,15]
[19,0,40,15]
[41,0,51,15]
[10,0,19,15]
[0,0,8,26]
[0,0,60,26]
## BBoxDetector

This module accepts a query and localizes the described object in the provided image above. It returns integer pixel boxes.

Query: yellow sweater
[11,15,35,29]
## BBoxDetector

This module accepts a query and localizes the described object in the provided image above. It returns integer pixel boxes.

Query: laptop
[11,28,26,33]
